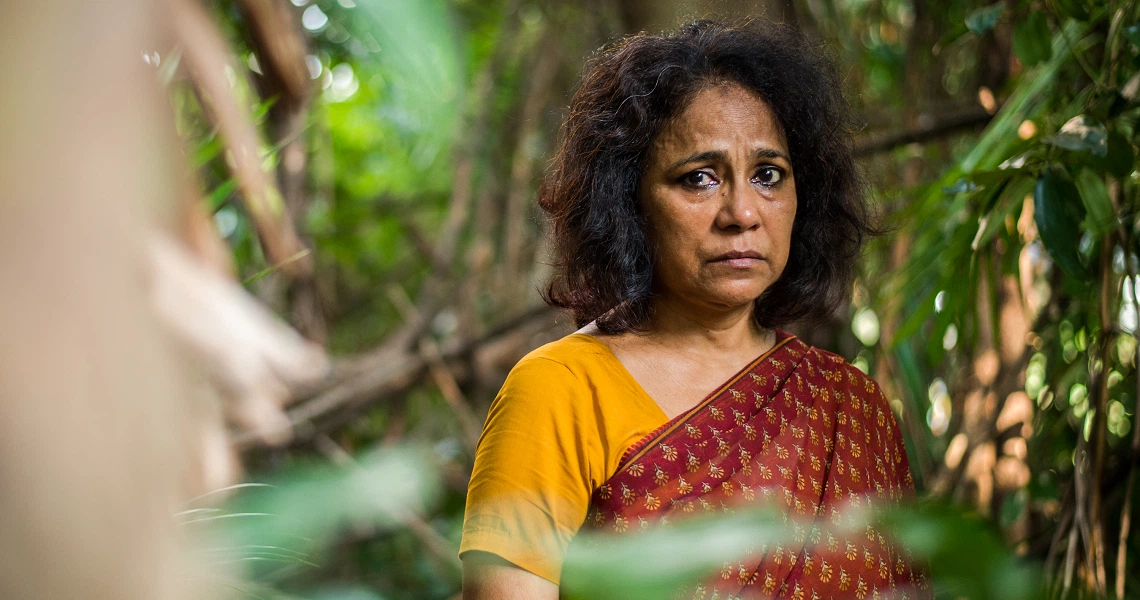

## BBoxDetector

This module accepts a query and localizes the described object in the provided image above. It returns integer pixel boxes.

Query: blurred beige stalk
[0,1,188,598]
[149,231,328,450]
[0,1,326,599]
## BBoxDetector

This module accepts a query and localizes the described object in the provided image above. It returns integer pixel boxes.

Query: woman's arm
[461,551,559,600]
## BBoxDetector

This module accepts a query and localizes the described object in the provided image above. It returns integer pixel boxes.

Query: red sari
[581,329,930,599]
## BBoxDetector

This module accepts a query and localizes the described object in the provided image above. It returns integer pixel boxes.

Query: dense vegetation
[167,0,1140,598]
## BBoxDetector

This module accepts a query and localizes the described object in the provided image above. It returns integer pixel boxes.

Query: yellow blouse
[459,333,669,584]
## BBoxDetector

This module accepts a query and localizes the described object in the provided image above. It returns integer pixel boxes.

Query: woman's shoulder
[507,332,612,381]
[801,342,889,400]
[493,333,613,405]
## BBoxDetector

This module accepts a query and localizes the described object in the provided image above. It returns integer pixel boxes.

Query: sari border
[614,329,797,472]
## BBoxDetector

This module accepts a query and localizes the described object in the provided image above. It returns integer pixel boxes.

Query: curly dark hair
[538,19,876,334]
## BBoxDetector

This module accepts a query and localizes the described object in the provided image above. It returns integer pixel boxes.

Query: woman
[460,20,928,599]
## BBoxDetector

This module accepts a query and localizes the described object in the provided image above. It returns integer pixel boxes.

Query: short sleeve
[459,355,600,585]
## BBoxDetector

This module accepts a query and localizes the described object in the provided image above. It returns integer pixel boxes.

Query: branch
[235,304,562,449]
[234,0,311,108]
[854,108,994,157]
[170,0,312,277]
[387,284,483,450]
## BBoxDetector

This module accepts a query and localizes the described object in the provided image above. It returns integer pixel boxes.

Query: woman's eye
[754,167,783,186]
[681,171,717,188]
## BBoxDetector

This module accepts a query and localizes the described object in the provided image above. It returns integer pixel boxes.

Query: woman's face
[639,83,797,316]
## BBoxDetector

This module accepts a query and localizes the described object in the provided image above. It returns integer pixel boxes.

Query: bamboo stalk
[170,0,312,277]
[1115,183,1140,600]
[1090,238,1114,596]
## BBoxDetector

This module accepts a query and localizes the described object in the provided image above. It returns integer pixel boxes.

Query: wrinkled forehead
[647,83,791,166]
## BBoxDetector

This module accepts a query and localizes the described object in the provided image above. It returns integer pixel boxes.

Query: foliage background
[165,0,1140,598]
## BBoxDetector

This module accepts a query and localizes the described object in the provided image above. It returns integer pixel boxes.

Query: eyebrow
[667,147,792,172]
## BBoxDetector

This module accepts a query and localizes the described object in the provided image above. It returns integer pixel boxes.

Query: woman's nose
[715,181,761,231]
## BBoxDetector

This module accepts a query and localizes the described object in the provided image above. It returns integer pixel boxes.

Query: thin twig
[1046,486,1074,595]
[386,284,483,450]
[1118,466,1137,599]
[854,108,993,157]
[242,249,313,284]
[1114,182,1139,600]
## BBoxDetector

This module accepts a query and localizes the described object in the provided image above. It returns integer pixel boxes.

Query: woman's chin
[693,286,770,311]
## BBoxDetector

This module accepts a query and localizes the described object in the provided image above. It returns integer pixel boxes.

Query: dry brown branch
[234,304,563,449]
[419,337,483,449]
[392,209,448,271]
[1046,486,1075,593]
[1118,461,1136,599]
[170,0,312,277]
[386,285,483,449]
[235,0,326,342]
[1061,437,1100,599]
[1062,503,1079,596]
[854,107,994,157]
[234,0,310,107]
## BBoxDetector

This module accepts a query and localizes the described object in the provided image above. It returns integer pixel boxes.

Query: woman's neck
[641,294,771,355]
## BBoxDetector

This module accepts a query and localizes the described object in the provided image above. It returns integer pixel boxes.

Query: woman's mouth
[709,250,764,267]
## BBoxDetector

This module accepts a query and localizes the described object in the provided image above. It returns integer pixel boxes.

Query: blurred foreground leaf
[562,499,1045,600]
[1034,166,1089,280]
[561,503,797,600]
[1012,11,1052,67]
[1042,116,1108,157]
[187,445,442,585]
[966,4,1004,35]
[1074,167,1115,235]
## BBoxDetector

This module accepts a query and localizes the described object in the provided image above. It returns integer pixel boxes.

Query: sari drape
[581,330,931,599]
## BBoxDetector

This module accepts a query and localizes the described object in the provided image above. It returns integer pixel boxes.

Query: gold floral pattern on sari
[582,330,930,599]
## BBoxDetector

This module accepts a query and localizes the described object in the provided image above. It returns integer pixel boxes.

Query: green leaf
[960,21,1091,174]
[999,488,1028,528]
[1041,115,1108,156]
[1125,23,1140,47]
[1074,168,1115,235]
[969,167,1027,188]
[193,133,223,167]
[1013,11,1053,67]
[206,178,238,210]
[936,21,971,49]
[943,178,979,195]
[1098,132,1136,178]
[1053,0,1090,21]
[1089,92,1129,121]
[966,3,1004,34]
[1034,167,1090,279]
